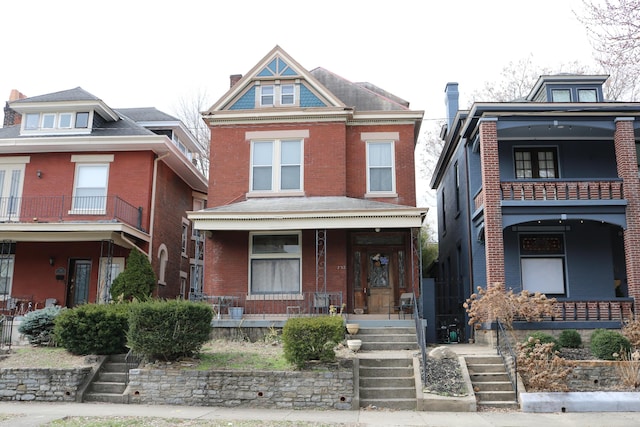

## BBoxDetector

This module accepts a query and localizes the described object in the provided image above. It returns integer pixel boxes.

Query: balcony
[500,180,623,202]
[0,195,144,231]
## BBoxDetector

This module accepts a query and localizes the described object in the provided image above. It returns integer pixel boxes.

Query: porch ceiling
[0,223,149,246]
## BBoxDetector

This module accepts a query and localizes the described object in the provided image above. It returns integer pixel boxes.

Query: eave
[0,222,150,245]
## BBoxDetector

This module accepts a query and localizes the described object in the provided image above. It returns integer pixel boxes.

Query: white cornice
[0,223,150,243]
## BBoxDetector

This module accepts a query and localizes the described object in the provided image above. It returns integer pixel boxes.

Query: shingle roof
[11,87,101,104]
[117,107,179,122]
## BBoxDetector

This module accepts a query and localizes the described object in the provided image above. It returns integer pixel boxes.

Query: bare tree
[174,89,211,177]
[578,0,640,100]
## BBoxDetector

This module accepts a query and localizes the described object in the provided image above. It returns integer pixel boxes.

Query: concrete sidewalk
[0,402,638,427]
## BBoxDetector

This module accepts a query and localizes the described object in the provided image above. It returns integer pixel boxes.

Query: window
[520,234,566,294]
[514,148,558,179]
[42,114,55,129]
[551,89,571,102]
[72,164,109,212]
[0,158,28,220]
[181,219,189,257]
[75,112,89,128]
[281,84,295,105]
[98,257,124,303]
[158,245,168,285]
[367,141,395,193]
[454,162,460,213]
[58,113,72,128]
[251,139,302,192]
[24,114,39,130]
[250,232,301,294]
[0,255,15,297]
[578,89,597,102]
[261,85,274,106]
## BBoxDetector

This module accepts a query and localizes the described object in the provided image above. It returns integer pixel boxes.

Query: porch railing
[500,179,624,202]
[0,195,144,231]
[552,298,634,322]
[496,319,518,403]
[201,291,344,319]
[411,292,428,385]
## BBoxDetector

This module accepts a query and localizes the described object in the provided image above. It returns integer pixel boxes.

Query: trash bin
[228,307,244,320]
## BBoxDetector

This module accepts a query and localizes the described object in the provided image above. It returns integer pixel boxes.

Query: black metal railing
[124,348,142,385]
[496,319,518,403]
[0,195,144,231]
[0,315,13,350]
[412,292,428,384]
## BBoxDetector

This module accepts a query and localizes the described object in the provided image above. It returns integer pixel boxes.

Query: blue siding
[300,85,326,107]
[229,87,256,110]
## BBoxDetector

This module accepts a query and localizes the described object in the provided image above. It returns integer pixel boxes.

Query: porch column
[479,118,505,288]
[614,117,640,305]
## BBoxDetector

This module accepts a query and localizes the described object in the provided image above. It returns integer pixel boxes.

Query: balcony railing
[552,298,634,322]
[501,180,624,202]
[0,195,144,231]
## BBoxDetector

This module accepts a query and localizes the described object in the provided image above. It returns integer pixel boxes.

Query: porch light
[37,170,42,178]
[49,256,55,266]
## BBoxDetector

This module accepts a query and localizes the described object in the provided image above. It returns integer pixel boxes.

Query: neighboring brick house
[188,46,426,316]
[0,87,207,310]
[431,75,640,341]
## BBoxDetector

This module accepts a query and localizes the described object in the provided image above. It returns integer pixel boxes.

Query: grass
[195,351,291,371]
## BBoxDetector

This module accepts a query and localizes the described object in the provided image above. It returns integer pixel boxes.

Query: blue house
[431,75,640,342]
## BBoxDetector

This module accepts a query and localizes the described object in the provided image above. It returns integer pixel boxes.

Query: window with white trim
[21,112,91,132]
[42,114,55,129]
[281,84,295,105]
[250,232,301,294]
[0,158,28,221]
[158,245,168,285]
[181,219,189,257]
[72,163,109,213]
[251,139,302,193]
[366,141,395,193]
[261,85,274,106]
[24,114,39,130]
[520,234,566,295]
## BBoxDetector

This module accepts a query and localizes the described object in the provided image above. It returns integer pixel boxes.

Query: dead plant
[615,350,640,389]
[516,338,572,392]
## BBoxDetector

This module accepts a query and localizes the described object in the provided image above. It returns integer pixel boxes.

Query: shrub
[128,300,213,361]
[622,317,640,349]
[517,340,572,392]
[558,329,582,348]
[282,316,344,368]
[590,329,631,360]
[54,303,130,355]
[524,332,559,353]
[110,249,156,301]
[18,307,62,346]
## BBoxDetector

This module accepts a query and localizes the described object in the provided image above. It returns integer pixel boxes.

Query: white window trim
[20,111,93,135]
[69,161,111,215]
[365,140,397,197]
[181,218,189,257]
[0,158,29,221]
[260,85,275,106]
[248,231,302,296]
[58,113,73,129]
[158,244,168,285]
[248,138,304,196]
[280,84,295,105]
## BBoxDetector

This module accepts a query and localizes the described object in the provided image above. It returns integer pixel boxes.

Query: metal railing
[496,319,518,403]
[0,195,144,231]
[0,315,12,350]
[124,348,142,385]
[412,292,428,384]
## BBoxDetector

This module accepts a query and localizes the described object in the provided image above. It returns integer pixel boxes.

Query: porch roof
[189,196,427,231]
[0,222,149,247]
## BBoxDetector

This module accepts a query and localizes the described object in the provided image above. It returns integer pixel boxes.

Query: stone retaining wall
[127,360,355,410]
[568,361,628,390]
[0,368,91,401]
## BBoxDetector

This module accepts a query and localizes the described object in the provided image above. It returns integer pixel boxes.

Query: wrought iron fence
[0,315,13,350]
[496,319,518,403]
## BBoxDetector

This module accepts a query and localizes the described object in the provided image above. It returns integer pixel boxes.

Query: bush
[18,307,62,346]
[128,300,213,361]
[558,329,582,348]
[54,303,130,355]
[110,249,156,301]
[590,329,631,360]
[282,316,344,368]
[523,332,559,353]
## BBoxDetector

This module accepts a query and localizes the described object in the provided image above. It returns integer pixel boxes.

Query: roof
[310,68,410,111]
[10,87,101,104]
[188,196,427,231]
[117,107,180,122]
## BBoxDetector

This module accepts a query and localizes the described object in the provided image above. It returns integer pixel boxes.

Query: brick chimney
[230,74,242,88]
[3,89,27,127]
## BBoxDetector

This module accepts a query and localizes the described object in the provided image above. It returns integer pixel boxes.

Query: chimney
[444,82,459,132]
[3,89,27,127]
[230,74,243,88]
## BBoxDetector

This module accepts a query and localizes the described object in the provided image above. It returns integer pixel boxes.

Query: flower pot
[228,307,244,320]
[346,323,360,335]
[347,339,362,352]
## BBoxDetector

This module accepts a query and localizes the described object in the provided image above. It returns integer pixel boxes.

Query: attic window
[261,85,274,106]
[551,89,571,102]
[281,85,294,105]
[578,89,597,102]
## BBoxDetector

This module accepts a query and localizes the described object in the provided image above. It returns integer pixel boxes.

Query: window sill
[246,293,303,301]
[246,191,305,198]
[68,209,106,215]
[365,192,398,198]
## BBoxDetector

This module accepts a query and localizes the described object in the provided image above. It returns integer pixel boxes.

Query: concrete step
[359,367,414,378]
[83,392,127,404]
[356,327,416,335]
[467,363,507,374]
[472,381,514,392]
[475,390,517,402]
[97,372,127,383]
[469,372,510,382]
[361,342,418,351]
[360,398,416,410]
[107,353,128,363]
[102,362,128,372]
[359,386,415,399]
[478,400,520,410]
[465,355,503,364]
[359,358,413,368]
[89,381,127,394]
[360,377,415,388]
[356,333,418,343]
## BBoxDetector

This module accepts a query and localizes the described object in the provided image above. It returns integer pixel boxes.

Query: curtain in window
[251,259,300,293]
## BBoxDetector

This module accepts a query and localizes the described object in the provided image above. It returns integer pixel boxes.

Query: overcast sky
[2,0,597,213]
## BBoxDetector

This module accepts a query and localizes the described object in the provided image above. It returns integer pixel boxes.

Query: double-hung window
[261,85,274,106]
[367,141,395,193]
[71,155,113,213]
[251,139,302,193]
[250,232,301,294]
[514,148,558,179]
[281,84,295,105]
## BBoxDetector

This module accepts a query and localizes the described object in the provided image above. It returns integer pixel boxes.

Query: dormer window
[75,112,89,128]
[281,84,295,105]
[42,114,55,129]
[59,113,73,128]
[551,89,571,102]
[24,114,39,130]
[551,87,599,102]
[21,111,91,132]
[261,85,275,106]
[257,83,297,108]
[578,89,597,102]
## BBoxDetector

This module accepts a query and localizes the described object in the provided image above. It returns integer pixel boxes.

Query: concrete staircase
[465,355,518,410]
[84,354,132,403]
[359,357,416,410]
[355,325,418,351]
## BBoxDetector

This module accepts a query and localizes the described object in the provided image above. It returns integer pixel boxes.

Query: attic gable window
[261,85,275,106]
[281,84,295,105]
[256,83,297,108]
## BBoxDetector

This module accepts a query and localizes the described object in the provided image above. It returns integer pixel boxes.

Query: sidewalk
[0,402,638,427]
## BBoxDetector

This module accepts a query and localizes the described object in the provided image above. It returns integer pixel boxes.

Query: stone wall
[568,361,627,391]
[0,368,91,401]
[127,360,355,410]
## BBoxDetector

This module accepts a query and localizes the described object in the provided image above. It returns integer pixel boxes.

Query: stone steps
[355,326,418,351]
[465,355,518,410]
[84,354,136,404]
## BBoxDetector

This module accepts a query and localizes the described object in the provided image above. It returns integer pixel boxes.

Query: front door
[367,251,393,313]
[67,260,91,307]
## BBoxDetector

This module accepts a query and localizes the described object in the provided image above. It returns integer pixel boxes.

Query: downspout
[149,153,171,262]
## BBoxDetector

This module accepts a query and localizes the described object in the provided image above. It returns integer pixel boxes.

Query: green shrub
[524,332,559,352]
[18,307,62,346]
[282,316,344,368]
[558,329,582,348]
[110,249,156,301]
[128,300,213,361]
[590,329,631,360]
[54,303,130,355]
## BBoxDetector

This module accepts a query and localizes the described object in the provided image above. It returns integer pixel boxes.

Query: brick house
[188,46,426,317]
[0,87,207,311]
[431,75,640,341]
